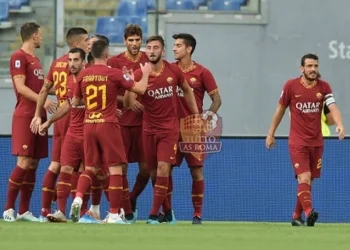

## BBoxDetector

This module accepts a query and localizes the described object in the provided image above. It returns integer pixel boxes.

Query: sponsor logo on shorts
[86,112,105,123]
[179,110,223,161]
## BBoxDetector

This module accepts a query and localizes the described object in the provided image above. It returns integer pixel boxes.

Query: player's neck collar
[299,76,317,89]
[124,51,141,62]
[150,61,165,76]
[178,60,196,73]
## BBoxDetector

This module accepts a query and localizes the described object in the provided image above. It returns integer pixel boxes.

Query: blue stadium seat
[166,0,196,10]
[147,0,156,10]
[95,17,126,44]
[209,0,243,11]
[0,0,9,21]
[116,0,148,17]
[193,0,206,8]
[8,0,22,9]
[126,16,148,41]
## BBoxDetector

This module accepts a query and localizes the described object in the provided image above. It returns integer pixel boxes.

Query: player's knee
[108,165,122,176]
[190,166,203,181]
[61,165,74,174]
[297,172,311,184]
[48,161,61,174]
[157,161,171,177]
[17,156,34,169]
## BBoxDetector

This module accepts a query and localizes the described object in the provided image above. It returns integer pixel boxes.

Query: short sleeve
[113,68,135,91]
[45,61,55,84]
[133,69,143,82]
[74,74,83,98]
[279,81,292,107]
[202,68,218,95]
[323,82,335,106]
[10,52,27,78]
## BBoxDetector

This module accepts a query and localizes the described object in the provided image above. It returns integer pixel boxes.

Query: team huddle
[3,22,221,224]
[3,21,346,227]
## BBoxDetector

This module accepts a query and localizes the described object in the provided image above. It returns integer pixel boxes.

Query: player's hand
[140,62,152,75]
[265,135,276,150]
[30,116,42,134]
[116,109,122,117]
[122,66,134,81]
[335,125,345,140]
[39,121,51,136]
[44,99,57,114]
[202,110,218,131]
[130,100,144,113]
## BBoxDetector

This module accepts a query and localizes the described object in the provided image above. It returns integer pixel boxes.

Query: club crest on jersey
[316,92,323,100]
[167,77,173,83]
[190,77,196,83]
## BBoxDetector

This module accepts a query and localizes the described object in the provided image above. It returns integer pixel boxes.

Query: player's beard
[35,43,41,49]
[149,54,161,64]
[129,46,140,55]
[304,71,317,82]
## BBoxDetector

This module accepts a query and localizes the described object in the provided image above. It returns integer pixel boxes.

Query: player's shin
[129,163,150,205]
[74,168,95,201]
[41,169,59,217]
[122,175,134,220]
[191,167,204,218]
[5,165,27,210]
[108,166,123,215]
[297,182,313,216]
[19,167,37,215]
[70,171,81,199]
[89,174,102,218]
[56,171,72,215]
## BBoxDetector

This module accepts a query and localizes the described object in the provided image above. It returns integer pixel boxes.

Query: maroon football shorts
[84,123,127,168]
[52,113,70,162]
[289,145,324,178]
[60,134,84,171]
[12,115,48,159]
[143,131,179,170]
[121,125,144,163]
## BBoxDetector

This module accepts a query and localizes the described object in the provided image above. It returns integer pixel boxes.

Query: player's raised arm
[129,63,152,95]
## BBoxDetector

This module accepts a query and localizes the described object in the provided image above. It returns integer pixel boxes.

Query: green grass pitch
[1,221,350,250]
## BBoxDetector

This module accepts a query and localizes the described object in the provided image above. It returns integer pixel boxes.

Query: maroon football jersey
[108,51,148,126]
[134,60,184,134]
[46,54,70,107]
[175,62,218,118]
[279,77,334,147]
[66,74,84,140]
[74,64,135,124]
[10,49,46,117]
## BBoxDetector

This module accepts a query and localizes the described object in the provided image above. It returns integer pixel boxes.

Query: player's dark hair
[20,22,40,42]
[91,40,108,59]
[172,33,197,55]
[301,53,319,66]
[69,47,86,60]
[124,24,143,39]
[91,34,110,45]
[146,35,165,48]
[66,27,88,45]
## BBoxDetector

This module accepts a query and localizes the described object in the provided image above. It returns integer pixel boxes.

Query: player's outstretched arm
[266,104,287,149]
[35,81,57,117]
[182,81,199,114]
[39,100,71,136]
[327,103,345,139]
